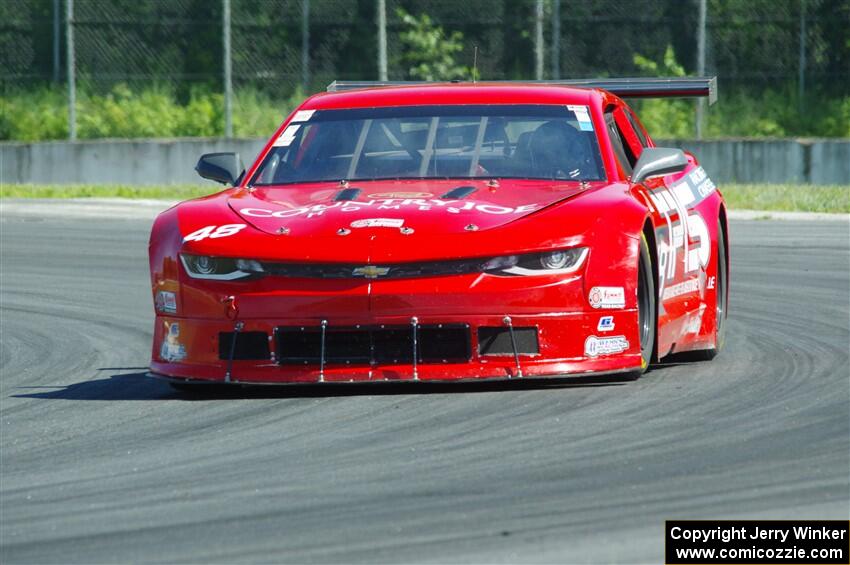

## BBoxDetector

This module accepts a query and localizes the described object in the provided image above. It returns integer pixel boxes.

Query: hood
[227,178,601,238]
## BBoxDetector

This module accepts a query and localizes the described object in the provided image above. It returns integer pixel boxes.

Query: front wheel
[626,233,657,380]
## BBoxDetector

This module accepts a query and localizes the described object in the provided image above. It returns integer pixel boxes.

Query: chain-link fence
[1,0,848,140]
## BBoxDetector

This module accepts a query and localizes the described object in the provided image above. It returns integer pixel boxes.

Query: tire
[714,219,728,353]
[625,232,657,380]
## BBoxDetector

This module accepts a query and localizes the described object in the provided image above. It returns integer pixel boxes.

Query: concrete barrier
[0,137,267,186]
[1,136,848,185]
[656,138,849,184]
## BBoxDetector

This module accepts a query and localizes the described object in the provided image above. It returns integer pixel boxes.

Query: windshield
[251,104,605,186]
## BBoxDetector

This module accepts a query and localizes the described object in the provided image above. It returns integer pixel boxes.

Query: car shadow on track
[10,370,629,401]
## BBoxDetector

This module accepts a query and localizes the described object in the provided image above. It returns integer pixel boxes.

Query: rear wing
[326,77,718,105]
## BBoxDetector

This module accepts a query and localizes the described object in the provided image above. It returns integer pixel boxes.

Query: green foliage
[2,39,847,142]
[396,9,469,81]
[697,87,847,138]
[631,45,695,138]
[630,44,850,139]
[0,88,69,141]
[633,45,686,78]
[233,87,305,137]
[0,85,304,141]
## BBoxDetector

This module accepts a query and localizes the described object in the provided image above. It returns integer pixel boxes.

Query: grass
[0,184,218,200]
[719,184,850,214]
[1,183,848,214]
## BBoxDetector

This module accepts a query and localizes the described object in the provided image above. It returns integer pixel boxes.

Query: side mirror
[195,152,245,185]
[631,147,688,184]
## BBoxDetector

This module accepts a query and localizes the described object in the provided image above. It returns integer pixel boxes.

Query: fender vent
[478,327,539,355]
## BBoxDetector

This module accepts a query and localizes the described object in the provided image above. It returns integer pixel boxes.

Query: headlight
[540,250,570,270]
[487,247,588,276]
[180,254,264,280]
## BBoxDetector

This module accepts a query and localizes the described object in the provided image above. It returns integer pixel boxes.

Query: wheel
[625,232,657,380]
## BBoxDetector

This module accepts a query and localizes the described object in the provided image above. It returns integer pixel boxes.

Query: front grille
[259,258,493,280]
[275,324,471,365]
[477,326,539,355]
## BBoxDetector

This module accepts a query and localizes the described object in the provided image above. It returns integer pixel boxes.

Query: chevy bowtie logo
[352,265,390,279]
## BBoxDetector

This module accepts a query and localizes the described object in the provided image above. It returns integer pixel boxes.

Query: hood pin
[337,228,351,236]
[400,226,414,235]
[464,223,479,232]
[276,227,290,235]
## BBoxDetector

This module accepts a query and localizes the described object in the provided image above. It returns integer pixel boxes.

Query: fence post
[53,0,60,83]
[223,0,233,138]
[798,0,806,112]
[66,0,76,140]
[695,0,706,140]
[377,0,387,81]
[302,0,310,91]
[551,0,560,80]
[534,0,544,80]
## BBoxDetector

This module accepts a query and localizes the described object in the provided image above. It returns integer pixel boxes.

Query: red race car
[148,78,728,388]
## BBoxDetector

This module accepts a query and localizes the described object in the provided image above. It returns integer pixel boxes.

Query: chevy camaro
[148,78,728,388]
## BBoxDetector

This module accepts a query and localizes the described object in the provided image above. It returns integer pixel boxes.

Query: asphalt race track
[1,202,848,564]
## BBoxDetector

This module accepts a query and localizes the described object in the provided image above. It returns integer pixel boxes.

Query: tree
[396,8,469,81]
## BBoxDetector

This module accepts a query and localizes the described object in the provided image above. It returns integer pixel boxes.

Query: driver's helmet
[529,120,586,179]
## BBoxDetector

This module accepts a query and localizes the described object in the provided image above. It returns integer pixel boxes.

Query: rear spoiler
[326,77,718,105]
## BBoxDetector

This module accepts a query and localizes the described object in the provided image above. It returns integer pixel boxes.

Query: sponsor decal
[567,104,594,131]
[183,224,246,242]
[155,290,177,314]
[290,109,315,122]
[650,166,715,302]
[584,335,630,357]
[588,286,626,309]
[350,218,404,228]
[707,275,716,290]
[661,278,700,300]
[367,192,433,199]
[597,315,615,332]
[689,166,717,197]
[240,200,540,219]
[160,321,186,362]
[272,124,301,147]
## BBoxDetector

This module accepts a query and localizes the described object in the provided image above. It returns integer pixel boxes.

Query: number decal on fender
[649,167,717,301]
[183,224,247,242]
